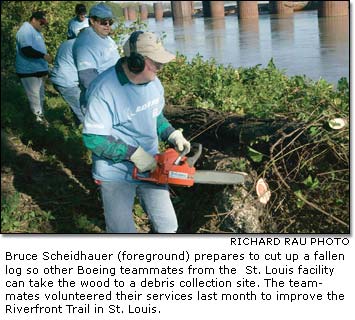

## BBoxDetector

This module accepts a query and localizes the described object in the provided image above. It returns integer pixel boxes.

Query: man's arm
[156,112,175,141]
[83,133,137,162]
[21,46,52,63]
[67,20,75,40]
[78,69,99,90]
[21,46,45,58]
[73,42,99,89]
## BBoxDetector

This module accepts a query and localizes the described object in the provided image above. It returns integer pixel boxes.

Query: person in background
[50,37,84,125]
[82,31,191,233]
[15,11,52,124]
[67,3,89,40]
[72,2,120,114]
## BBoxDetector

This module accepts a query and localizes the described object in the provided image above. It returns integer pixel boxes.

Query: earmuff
[127,31,145,74]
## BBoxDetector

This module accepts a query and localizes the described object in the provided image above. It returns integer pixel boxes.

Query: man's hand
[130,146,157,172]
[168,129,191,154]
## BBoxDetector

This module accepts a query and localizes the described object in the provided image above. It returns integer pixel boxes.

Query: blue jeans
[20,77,45,116]
[53,84,84,124]
[99,180,178,233]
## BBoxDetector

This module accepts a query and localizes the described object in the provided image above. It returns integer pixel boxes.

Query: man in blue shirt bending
[83,31,191,233]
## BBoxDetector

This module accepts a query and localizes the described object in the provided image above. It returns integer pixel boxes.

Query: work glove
[130,146,157,173]
[168,129,191,154]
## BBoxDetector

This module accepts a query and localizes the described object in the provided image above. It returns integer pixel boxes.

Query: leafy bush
[160,54,348,121]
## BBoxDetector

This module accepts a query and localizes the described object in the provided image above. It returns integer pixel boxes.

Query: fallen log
[165,105,299,153]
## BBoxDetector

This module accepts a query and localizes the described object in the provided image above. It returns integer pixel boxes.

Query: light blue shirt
[50,39,78,87]
[15,22,48,74]
[72,27,119,74]
[83,66,165,181]
[67,16,89,39]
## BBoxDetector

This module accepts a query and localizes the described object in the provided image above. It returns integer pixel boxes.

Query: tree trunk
[165,105,296,154]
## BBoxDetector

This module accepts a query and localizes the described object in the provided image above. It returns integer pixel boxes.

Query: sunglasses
[95,18,114,26]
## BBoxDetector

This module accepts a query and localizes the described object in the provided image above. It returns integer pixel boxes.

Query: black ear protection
[127,31,145,74]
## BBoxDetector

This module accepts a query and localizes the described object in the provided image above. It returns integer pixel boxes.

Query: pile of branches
[262,112,349,233]
[165,105,349,234]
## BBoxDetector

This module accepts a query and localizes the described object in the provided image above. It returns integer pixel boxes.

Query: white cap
[123,32,175,64]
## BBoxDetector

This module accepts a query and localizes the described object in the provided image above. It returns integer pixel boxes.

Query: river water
[143,10,349,86]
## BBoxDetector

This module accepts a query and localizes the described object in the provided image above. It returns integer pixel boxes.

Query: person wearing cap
[82,31,191,233]
[67,4,89,40]
[72,2,120,114]
[50,37,84,125]
[15,11,52,123]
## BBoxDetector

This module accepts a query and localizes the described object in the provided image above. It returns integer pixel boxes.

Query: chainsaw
[132,143,248,187]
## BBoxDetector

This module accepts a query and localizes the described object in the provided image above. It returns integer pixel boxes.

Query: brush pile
[165,103,349,234]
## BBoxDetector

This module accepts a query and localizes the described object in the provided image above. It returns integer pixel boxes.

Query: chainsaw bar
[194,170,248,185]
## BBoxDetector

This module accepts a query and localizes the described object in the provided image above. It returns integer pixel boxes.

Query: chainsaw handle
[132,164,157,182]
[187,143,202,167]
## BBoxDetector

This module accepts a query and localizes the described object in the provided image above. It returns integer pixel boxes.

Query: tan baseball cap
[123,32,175,64]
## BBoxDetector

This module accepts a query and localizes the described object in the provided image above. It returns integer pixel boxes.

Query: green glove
[130,147,157,172]
[168,129,191,154]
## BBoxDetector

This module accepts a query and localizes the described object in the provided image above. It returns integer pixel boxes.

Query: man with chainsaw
[82,31,191,233]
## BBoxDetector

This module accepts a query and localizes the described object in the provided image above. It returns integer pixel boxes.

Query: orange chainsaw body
[132,148,196,187]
